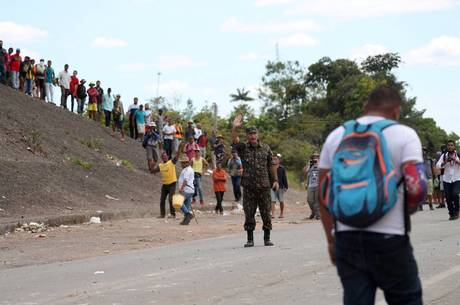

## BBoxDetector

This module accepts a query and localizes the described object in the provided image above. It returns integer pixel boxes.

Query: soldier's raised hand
[233,114,243,128]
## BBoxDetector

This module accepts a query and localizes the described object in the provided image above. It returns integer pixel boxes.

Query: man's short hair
[447,140,456,145]
[367,85,402,111]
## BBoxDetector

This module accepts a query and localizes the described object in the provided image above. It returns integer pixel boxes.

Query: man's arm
[402,161,428,214]
[318,168,335,265]
[171,142,184,164]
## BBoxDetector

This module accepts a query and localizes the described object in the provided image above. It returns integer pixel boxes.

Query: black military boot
[264,229,274,246]
[244,230,254,247]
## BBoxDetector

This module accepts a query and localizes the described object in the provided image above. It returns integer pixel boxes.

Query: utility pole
[156,72,161,98]
[276,43,280,62]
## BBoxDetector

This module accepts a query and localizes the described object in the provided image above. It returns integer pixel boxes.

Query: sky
[1,0,459,133]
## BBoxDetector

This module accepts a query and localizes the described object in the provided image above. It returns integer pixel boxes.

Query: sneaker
[315,215,321,220]
[429,206,434,211]
[436,205,446,209]
[308,214,315,220]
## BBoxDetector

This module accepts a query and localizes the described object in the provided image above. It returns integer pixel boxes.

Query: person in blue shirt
[135,104,146,141]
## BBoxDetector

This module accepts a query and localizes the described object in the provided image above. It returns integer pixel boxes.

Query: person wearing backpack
[76,79,87,115]
[436,140,460,220]
[318,85,427,305]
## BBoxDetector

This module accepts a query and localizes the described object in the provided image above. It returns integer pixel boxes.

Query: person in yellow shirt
[192,149,209,205]
[153,143,184,218]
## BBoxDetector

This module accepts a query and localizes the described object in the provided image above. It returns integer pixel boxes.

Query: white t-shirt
[436,152,460,183]
[162,124,176,140]
[179,166,195,193]
[319,115,423,235]
[194,128,202,140]
[58,70,71,89]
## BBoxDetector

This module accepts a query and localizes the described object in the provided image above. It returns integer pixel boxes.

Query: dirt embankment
[0,85,219,227]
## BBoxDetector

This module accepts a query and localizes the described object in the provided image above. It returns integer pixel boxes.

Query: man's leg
[257,189,273,246]
[0,64,5,84]
[270,189,276,219]
[231,176,238,201]
[307,188,316,219]
[312,189,321,219]
[444,182,454,218]
[159,184,168,217]
[335,232,378,305]
[168,183,176,216]
[235,176,242,202]
[452,181,460,218]
[197,176,204,203]
[371,235,423,305]
[243,188,257,247]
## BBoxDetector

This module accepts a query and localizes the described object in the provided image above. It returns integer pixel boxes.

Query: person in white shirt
[318,85,426,305]
[436,140,460,220]
[58,64,71,110]
[162,117,176,159]
[178,155,195,225]
[194,123,203,142]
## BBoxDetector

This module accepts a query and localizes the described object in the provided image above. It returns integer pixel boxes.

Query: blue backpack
[323,119,399,228]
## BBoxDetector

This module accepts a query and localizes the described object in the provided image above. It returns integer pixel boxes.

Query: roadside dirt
[0,196,317,270]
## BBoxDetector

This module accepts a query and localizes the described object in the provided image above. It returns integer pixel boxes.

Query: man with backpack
[436,140,460,220]
[318,85,427,305]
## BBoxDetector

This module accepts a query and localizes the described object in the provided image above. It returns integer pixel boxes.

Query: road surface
[1,209,459,305]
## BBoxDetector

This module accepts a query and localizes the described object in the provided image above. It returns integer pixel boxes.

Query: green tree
[230,88,254,102]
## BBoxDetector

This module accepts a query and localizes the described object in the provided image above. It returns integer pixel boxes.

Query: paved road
[1,209,459,305]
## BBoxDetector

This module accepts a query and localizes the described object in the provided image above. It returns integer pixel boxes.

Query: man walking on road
[271,154,288,219]
[436,140,460,220]
[318,85,427,305]
[304,152,321,220]
[232,115,279,247]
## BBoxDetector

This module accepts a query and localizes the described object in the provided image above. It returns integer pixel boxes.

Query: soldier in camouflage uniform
[232,114,279,247]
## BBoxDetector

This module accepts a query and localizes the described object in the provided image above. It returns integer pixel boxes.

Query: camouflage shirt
[234,141,273,189]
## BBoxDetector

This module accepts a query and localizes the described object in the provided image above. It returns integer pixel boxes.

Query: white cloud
[156,55,207,69]
[404,35,460,66]
[90,37,127,48]
[254,0,295,6]
[118,55,207,71]
[145,80,190,95]
[284,0,459,18]
[0,21,47,43]
[238,52,269,61]
[351,44,390,61]
[278,33,318,47]
[220,17,320,33]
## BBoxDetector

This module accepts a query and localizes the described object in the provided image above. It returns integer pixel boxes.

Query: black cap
[246,126,258,134]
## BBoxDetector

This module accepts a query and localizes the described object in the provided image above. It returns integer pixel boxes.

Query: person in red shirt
[213,162,228,214]
[197,131,208,159]
[9,48,22,89]
[69,70,79,113]
[87,83,99,121]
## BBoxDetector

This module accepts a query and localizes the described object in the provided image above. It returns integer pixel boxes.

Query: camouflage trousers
[243,188,272,231]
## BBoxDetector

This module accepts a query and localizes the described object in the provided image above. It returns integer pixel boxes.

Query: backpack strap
[370,119,398,132]
[343,120,358,135]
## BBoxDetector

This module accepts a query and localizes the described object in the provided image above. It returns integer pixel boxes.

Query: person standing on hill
[194,123,203,142]
[23,58,34,96]
[95,80,104,121]
[112,94,125,141]
[213,162,228,214]
[103,88,113,127]
[184,120,195,140]
[143,125,160,173]
[34,59,46,100]
[162,117,176,159]
[144,103,153,133]
[44,60,55,103]
[232,115,279,247]
[192,148,208,206]
[69,70,79,112]
[75,79,87,115]
[197,131,208,159]
[58,64,71,109]
[174,122,184,154]
[135,104,146,141]
[9,48,21,90]
[128,97,139,139]
[87,83,99,121]
[271,154,288,219]
[0,40,6,84]
[227,149,243,202]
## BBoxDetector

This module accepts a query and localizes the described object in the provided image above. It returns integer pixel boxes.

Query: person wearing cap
[271,154,288,219]
[184,120,195,141]
[69,70,79,112]
[34,59,46,100]
[103,88,114,127]
[227,149,243,202]
[9,48,21,90]
[232,114,279,247]
[58,64,71,109]
[184,136,200,161]
[44,60,55,103]
[112,94,125,141]
[213,134,225,165]
[76,79,87,114]
[192,148,208,205]
[178,154,195,225]
[304,152,321,220]
[87,82,99,120]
